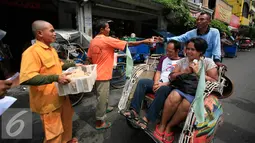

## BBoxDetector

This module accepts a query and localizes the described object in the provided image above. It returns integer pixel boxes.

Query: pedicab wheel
[110,79,126,89]
[218,76,234,99]
[69,93,85,106]
[110,62,126,89]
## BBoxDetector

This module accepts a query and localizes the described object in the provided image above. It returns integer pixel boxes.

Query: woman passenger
[154,37,218,143]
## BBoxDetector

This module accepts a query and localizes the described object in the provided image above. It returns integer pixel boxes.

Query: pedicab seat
[144,66,233,104]
[145,93,156,101]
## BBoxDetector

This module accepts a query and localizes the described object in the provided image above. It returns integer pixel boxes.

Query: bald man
[20,20,78,143]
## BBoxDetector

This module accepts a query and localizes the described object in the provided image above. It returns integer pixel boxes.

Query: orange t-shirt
[87,35,127,80]
[20,40,64,114]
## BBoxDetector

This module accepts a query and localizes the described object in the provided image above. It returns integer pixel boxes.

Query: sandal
[67,138,78,143]
[96,121,112,130]
[106,106,114,113]
[120,109,138,120]
[135,118,148,130]
[163,132,174,143]
[153,124,165,141]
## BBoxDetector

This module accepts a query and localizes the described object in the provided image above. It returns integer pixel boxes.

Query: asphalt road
[1,49,255,143]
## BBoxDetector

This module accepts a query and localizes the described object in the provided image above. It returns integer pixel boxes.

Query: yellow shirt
[20,40,64,114]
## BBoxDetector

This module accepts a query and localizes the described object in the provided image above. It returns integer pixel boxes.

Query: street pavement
[1,49,255,143]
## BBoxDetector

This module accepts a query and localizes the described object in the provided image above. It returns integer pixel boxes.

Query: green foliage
[155,0,195,34]
[249,27,255,39]
[210,20,231,36]
[239,25,255,39]
[155,0,231,36]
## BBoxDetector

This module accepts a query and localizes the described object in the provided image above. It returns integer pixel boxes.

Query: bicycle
[110,53,127,89]
[53,31,88,107]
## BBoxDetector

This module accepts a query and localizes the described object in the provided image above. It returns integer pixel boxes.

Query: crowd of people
[0,11,227,143]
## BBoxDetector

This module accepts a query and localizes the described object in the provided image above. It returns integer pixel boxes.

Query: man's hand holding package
[153,36,164,43]
[58,73,71,85]
[142,38,154,45]
[0,80,12,98]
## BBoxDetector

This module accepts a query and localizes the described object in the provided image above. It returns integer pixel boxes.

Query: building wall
[226,0,252,25]
[58,1,77,29]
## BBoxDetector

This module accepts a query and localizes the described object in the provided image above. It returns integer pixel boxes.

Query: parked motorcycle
[52,29,92,106]
[52,29,91,63]
[238,37,252,51]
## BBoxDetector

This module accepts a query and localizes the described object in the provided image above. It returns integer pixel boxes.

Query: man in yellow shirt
[20,20,78,143]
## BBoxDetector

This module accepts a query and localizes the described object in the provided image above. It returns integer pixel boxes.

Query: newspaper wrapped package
[55,64,97,96]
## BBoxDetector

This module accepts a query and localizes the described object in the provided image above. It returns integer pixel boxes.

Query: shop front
[0,0,77,72]
[214,0,233,24]
[79,0,165,38]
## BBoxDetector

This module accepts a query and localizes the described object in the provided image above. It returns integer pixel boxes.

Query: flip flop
[106,107,114,113]
[67,137,78,143]
[163,131,174,143]
[135,118,148,130]
[153,124,165,141]
[96,121,112,130]
[120,109,138,120]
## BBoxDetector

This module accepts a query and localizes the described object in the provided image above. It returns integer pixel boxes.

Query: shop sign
[0,0,40,9]
[214,0,232,24]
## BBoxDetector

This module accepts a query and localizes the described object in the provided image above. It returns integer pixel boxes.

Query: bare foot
[123,110,138,118]
[158,124,166,133]
[67,138,78,143]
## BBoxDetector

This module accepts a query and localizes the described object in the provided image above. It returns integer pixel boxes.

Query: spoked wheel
[110,62,126,89]
[69,93,85,107]
[218,76,234,99]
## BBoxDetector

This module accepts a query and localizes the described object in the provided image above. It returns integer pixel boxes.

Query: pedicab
[118,55,233,143]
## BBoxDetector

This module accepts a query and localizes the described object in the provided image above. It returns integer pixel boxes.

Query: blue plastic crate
[224,45,236,53]
[128,44,150,54]
[128,46,137,54]
[224,45,237,57]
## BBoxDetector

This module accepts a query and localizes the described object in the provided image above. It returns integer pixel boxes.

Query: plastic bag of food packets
[55,64,97,96]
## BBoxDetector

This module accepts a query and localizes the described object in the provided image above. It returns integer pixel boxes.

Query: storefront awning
[229,14,240,29]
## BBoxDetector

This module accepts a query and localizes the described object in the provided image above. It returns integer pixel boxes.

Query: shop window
[242,2,249,18]
[188,0,202,3]
[208,0,216,9]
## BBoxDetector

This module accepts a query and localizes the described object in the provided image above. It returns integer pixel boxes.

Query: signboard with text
[214,0,232,24]
[0,0,41,9]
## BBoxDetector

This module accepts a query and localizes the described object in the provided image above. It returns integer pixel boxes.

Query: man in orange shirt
[20,20,78,143]
[87,19,152,129]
